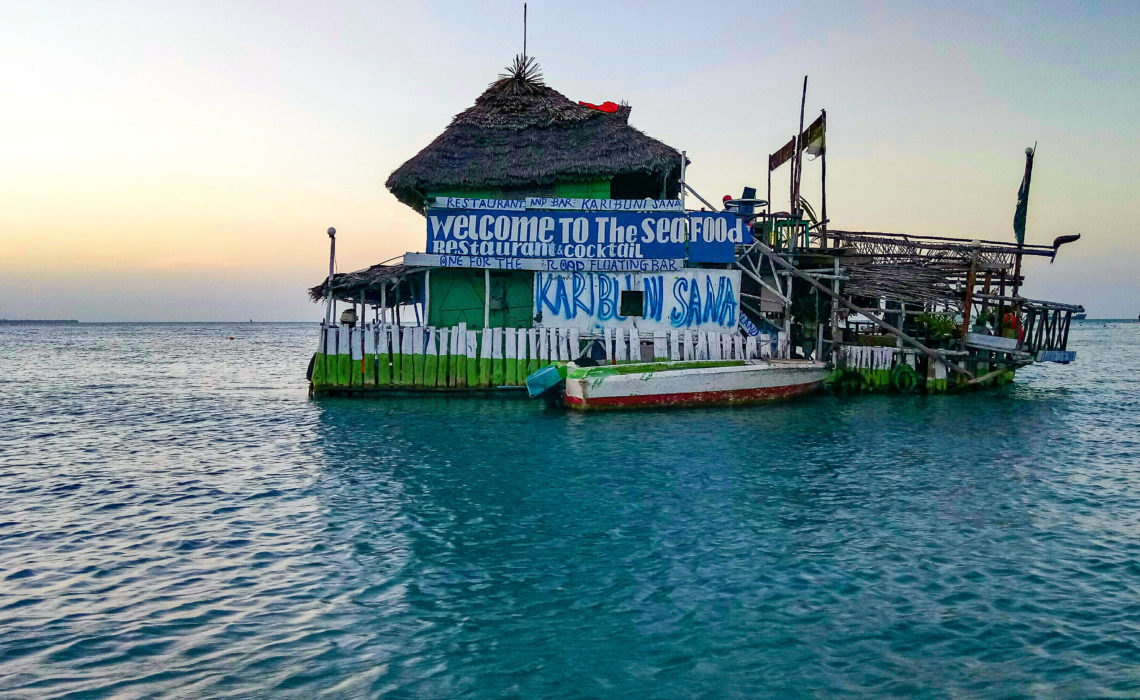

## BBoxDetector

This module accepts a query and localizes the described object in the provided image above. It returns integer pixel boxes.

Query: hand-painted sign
[403,253,684,272]
[535,269,740,332]
[426,209,750,263]
[429,197,684,212]
[739,312,761,337]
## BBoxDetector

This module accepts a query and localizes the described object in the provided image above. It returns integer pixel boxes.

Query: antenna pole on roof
[523,3,528,59]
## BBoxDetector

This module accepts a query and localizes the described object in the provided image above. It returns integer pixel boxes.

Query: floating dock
[306,55,1083,404]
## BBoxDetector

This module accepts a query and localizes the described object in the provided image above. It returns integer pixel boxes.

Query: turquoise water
[1,321,1138,697]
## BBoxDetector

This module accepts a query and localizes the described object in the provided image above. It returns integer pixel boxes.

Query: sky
[0,0,1137,320]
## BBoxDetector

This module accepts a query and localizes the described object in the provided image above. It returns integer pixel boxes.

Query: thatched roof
[308,263,423,305]
[385,56,684,211]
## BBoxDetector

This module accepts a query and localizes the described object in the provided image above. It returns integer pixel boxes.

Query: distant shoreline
[0,319,79,325]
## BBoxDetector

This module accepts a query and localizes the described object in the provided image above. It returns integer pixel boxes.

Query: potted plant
[916,313,957,348]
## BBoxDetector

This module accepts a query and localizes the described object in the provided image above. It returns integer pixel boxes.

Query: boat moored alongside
[561,359,827,410]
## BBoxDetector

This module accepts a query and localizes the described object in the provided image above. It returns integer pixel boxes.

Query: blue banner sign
[425,209,750,263]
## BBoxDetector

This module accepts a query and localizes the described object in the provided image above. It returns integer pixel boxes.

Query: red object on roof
[578,100,621,113]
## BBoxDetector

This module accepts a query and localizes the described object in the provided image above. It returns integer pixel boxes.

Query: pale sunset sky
[1,1,1136,320]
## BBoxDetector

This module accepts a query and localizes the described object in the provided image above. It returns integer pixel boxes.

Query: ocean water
[1,321,1138,698]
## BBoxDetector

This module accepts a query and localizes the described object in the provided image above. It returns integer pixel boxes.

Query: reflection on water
[1,322,1139,696]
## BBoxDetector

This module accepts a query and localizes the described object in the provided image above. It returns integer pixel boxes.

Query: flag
[769,112,826,171]
[1013,145,1035,245]
[805,112,826,157]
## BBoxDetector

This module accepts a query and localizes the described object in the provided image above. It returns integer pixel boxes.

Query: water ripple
[1,321,1138,697]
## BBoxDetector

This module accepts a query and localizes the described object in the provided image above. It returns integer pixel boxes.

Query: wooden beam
[746,240,973,378]
[954,365,1011,390]
[734,261,790,305]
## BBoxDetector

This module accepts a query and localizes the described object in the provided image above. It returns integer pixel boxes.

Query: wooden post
[980,271,992,326]
[815,317,823,361]
[424,328,438,387]
[784,267,793,347]
[766,159,772,222]
[819,109,827,249]
[996,272,1006,335]
[479,328,492,387]
[324,227,336,326]
[792,76,808,218]
[412,328,425,386]
[679,151,687,208]
[423,269,431,326]
[960,248,978,350]
[1011,248,1024,308]
[359,291,367,380]
[829,255,840,360]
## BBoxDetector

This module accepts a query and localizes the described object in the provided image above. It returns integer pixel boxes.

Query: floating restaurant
[307,55,1083,409]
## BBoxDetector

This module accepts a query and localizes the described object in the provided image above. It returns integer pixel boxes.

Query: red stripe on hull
[564,381,819,410]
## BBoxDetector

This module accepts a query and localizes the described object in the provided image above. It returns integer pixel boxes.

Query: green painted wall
[428,268,534,330]
[489,271,534,329]
[428,268,487,329]
[554,179,611,199]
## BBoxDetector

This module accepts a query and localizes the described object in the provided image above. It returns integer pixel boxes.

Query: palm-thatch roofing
[308,263,422,305]
[385,56,684,212]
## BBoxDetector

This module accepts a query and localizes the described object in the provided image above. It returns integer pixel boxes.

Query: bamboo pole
[734,261,790,305]
[683,183,718,211]
[791,76,808,223]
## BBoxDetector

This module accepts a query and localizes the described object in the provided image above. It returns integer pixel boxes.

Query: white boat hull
[563,359,828,410]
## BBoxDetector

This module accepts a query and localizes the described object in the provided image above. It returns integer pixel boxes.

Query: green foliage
[916,313,957,340]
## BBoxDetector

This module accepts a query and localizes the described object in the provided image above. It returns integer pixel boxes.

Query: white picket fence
[314,323,788,389]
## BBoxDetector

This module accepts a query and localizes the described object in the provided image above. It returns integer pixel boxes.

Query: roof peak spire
[489,54,544,95]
